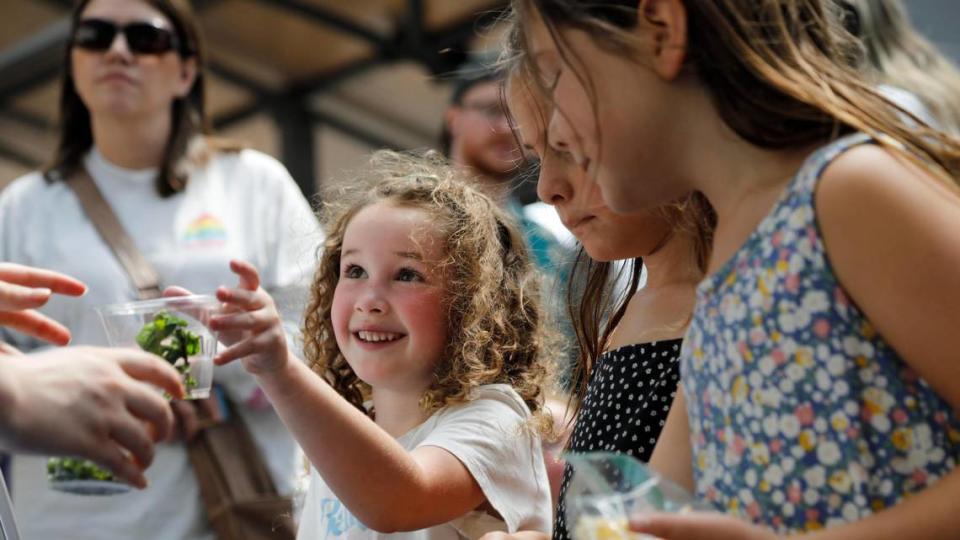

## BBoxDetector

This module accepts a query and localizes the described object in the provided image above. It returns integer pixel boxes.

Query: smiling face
[71,0,195,120]
[507,78,673,260]
[331,202,449,394]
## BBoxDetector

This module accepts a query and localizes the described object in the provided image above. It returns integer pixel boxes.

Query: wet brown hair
[303,150,556,428]
[44,0,239,196]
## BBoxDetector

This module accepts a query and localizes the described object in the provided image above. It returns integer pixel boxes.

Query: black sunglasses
[72,18,186,56]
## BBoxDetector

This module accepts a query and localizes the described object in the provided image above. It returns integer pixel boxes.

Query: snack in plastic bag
[564,452,706,540]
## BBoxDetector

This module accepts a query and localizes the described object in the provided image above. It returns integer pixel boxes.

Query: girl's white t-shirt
[297,384,553,540]
[0,147,320,540]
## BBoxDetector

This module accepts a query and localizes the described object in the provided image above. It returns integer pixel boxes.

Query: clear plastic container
[48,295,221,496]
[97,294,220,399]
[565,452,706,540]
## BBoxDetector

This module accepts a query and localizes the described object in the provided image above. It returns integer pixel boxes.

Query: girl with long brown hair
[505,73,714,540]
[508,0,960,538]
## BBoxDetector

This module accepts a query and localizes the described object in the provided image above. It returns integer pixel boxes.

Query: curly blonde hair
[303,150,555,428]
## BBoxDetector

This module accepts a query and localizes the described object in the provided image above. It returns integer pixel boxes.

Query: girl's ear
[636,0,688,81]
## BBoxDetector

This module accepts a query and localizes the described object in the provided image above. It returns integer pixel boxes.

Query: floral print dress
[682,133,960,533]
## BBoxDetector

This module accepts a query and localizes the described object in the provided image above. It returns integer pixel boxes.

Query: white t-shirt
[878,84,942,131]
[297,385,553,540]
[0,146,320,540]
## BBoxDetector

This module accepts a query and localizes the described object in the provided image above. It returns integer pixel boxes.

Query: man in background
[442,55,572,272]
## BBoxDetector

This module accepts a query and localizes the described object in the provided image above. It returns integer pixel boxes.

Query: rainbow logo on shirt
[183,213,227,247]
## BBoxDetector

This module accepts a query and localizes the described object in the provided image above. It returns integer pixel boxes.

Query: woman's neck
[90,112,172,170]
[371,387,433,438]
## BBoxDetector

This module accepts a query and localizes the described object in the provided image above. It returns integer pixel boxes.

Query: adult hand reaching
[0,263,86,346]
[0,347,185,488]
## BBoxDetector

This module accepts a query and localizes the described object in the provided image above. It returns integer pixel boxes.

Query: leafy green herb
[48,311,203,486]
[48,457,114,482]
[136,310,201,392]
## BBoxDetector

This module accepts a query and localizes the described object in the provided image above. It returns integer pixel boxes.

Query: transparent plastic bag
[564,452,706,540]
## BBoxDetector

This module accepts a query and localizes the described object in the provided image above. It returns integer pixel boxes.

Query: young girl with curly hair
[207,151,555,540]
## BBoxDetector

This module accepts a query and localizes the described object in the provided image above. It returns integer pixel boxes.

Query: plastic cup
[564,452,705,540]
[48,295,221,496]
[97,294,221,399]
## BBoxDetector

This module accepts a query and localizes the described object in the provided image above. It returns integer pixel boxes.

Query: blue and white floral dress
[682,133,960,533]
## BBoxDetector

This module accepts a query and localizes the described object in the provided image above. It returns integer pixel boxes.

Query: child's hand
[629,512,778,540]
[210,260,290,375]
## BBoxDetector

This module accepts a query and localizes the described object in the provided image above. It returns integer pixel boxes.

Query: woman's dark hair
[44,0,230,196]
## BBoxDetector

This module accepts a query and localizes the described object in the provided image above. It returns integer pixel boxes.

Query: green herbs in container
[49,296,219,495]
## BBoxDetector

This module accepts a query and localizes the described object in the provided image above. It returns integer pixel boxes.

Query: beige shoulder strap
[65,166,162,300]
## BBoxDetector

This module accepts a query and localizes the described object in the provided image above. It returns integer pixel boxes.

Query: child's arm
[817,144,960,408]
[212,260,488,533]
[632,144,960,539]
[631,471,960,539]
[648,390,694,492]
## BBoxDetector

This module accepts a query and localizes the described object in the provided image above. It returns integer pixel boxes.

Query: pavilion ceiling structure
[0,0,510,195]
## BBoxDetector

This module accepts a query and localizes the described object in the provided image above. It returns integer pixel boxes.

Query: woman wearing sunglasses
[0,1,317,538]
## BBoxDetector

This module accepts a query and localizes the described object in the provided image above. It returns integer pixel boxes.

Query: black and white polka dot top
[553,340,682,540]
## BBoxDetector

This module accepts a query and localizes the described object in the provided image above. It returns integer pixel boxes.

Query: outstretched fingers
[214,335,262,365]
[229,259,261,292]
[0,281,52,311]
[0,263,86,297]
[0,309,72,345]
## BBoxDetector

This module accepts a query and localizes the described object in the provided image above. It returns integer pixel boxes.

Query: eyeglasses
[460,101,507,121]
[72,18,185,56]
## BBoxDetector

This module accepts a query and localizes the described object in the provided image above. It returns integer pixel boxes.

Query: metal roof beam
[308,109,399,150]
[0,108,53,131]
[207,60,274,97]
[0,140,42,168]
[0,19,69,104]
[255,0,388,48]
[38,0,226,11]
[288,56,386,97]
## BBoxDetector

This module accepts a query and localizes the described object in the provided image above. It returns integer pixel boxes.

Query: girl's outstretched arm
[633,144,960,539]
[212,260,486,533]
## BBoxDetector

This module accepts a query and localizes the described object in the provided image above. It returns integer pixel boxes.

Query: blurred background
[0,0,957,198]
